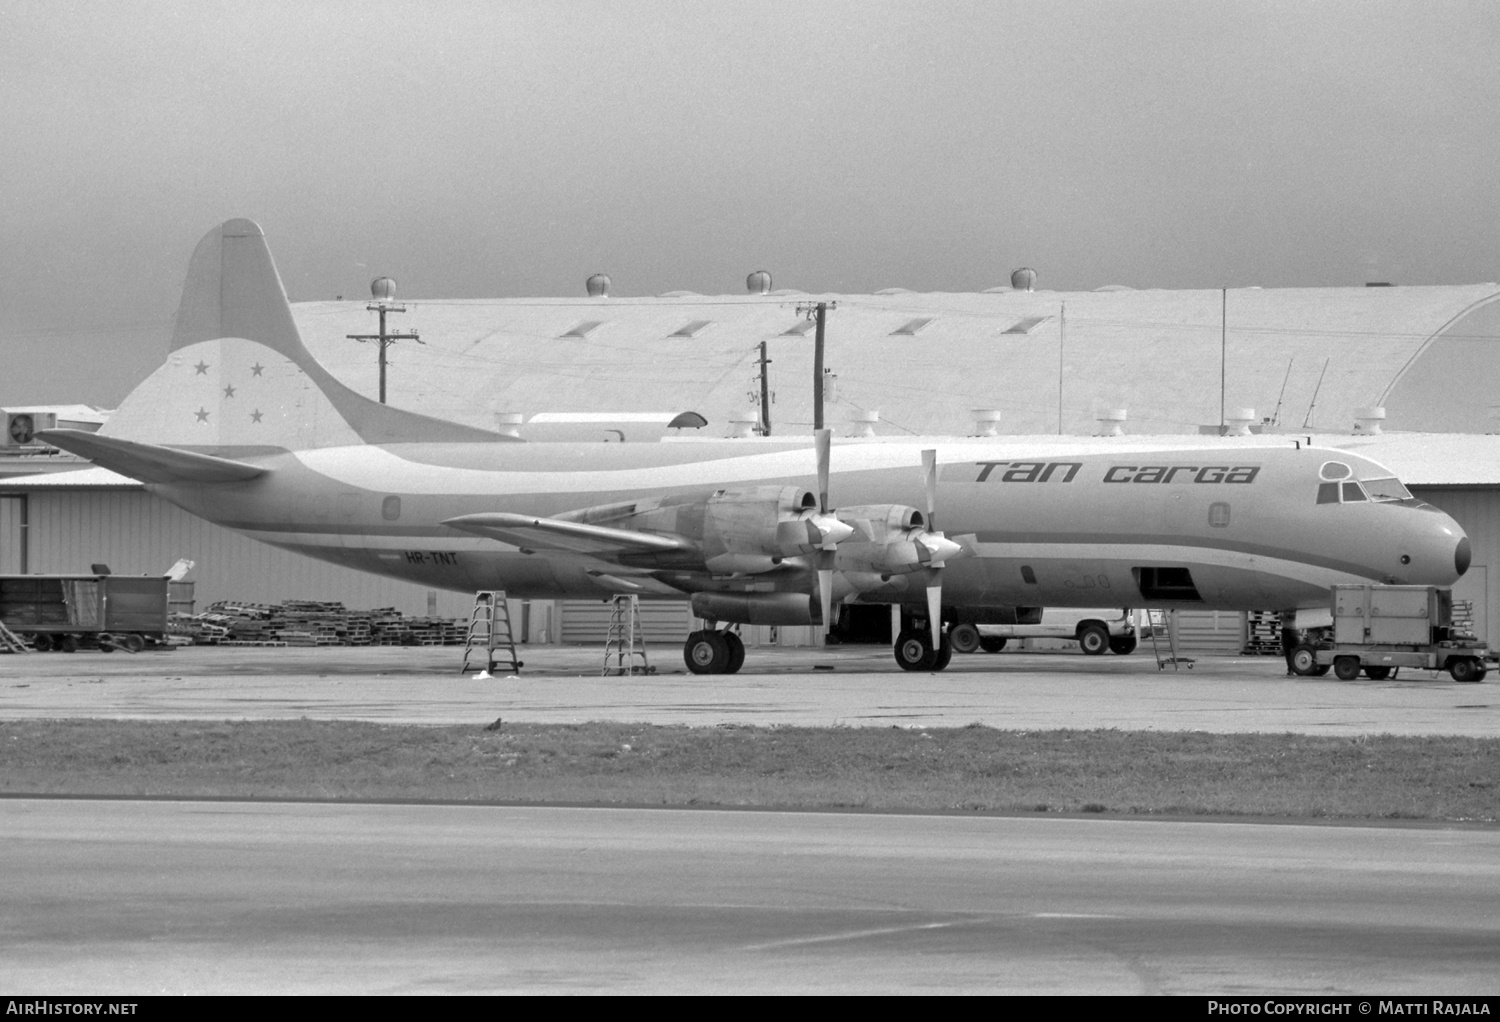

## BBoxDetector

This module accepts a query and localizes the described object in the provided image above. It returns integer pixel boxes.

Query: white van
[951,608,1140,656]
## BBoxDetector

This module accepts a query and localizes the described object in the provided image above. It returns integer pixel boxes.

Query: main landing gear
[894,627,952,672]
[683,628,745,675]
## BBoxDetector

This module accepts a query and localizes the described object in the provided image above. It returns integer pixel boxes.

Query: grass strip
[1,719,1497,821]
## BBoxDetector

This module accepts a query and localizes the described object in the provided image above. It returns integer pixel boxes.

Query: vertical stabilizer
[102,219,507,451]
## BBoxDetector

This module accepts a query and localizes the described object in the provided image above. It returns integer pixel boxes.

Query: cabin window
[1208,502,1230,528]
[382,496,401,521]
[1021,565,1037,584]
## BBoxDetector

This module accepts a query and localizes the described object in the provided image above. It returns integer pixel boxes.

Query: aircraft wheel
[1289,643,1321,676]
[1449,657,1485,683]
[1363,666,1391,680]
[931,634,953,671]
[1078,624,1109,656]
[722,631,745,674]
[121,633,145,653]
[978,636,1007,653]
[58,634,78,653]
[1333,655,1361,681]
[97,634,116,652]
[1109,635,1138,655]
[894,629,937,671]
[29,634,51,653]
[684,630,730,675]
[948,623,980,654]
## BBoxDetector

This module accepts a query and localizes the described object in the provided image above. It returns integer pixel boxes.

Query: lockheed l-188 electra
[40,220,1470,673]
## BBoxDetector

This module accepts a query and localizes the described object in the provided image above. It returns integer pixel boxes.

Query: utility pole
[347,277,421,404]
[795,301,835,431]
[757,340,773,436]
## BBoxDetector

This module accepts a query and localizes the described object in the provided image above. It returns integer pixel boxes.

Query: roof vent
[847,410,880,437]
[1353,407,1386,435]
[1011,267,1037,292]
[1224,407,1256,436]
[370,277,397,302]
[586,273,610,297]
[1094,409,1127,437]
[971,409,1002,437]
[746,270,772,294]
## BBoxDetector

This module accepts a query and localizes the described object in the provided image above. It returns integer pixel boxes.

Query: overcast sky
[3,0,1498,407]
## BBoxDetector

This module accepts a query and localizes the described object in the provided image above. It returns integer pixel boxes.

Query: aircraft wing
[443,512,699,559]
[37,429,266,484]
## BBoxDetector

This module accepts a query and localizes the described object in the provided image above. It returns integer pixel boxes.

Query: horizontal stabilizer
[444,512,695,557]
[38,429,266,484]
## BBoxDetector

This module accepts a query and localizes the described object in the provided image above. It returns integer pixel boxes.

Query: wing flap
[443,512,696,558]
[38,429,266,484]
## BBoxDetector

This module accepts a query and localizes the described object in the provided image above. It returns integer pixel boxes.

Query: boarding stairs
[602,594,652,676]
[460,590,522,677]
[1146,609,1193,670]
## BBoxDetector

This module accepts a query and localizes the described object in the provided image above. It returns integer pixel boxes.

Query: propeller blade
[816,428,832,513]
[926,583,942,649]
[921,448,937,531]
[819,566,834,641]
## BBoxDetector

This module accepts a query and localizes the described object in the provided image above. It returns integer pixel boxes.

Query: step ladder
[461,591,522,677]
[1147,609,1193,670]
[0,620,30,654]
[602,594,651,676]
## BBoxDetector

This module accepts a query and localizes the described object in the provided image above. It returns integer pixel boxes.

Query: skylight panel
[670,320,713,338]
[560,321,605,338]
[781,320,816,336]
[891,317,933,336]
[1002,316,1050,335]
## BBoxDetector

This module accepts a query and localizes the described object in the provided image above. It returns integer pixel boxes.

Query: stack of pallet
[1243,611,1284,656]
[169,599,470,647]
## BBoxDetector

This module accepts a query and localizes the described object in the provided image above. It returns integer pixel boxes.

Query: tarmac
[2,642,1497,735]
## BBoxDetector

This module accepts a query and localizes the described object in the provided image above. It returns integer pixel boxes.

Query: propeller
[919,448,959,650]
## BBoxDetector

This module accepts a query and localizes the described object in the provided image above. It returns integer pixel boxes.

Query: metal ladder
[0,620,30,654]
[461,591,522,676]
[1147,609,1193,670]
[602,594,651,676]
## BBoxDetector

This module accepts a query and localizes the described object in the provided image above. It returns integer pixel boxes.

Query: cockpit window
[1362,477,1413,502]
[1341,481,1368,502]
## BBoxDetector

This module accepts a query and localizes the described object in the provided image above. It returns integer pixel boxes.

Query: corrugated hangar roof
[292,284,1500,437]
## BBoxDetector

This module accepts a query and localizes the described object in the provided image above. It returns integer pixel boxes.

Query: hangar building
[5,279,1500,651]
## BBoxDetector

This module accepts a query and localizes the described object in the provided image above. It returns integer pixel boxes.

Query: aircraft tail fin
[101,219,509,451]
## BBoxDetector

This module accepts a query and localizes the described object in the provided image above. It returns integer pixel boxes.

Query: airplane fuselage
[149,437,1468,615]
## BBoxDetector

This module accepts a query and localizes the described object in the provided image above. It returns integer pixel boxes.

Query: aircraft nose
[1400,513,1468,586]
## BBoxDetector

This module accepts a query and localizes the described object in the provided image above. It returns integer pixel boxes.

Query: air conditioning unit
[3,410,57,447]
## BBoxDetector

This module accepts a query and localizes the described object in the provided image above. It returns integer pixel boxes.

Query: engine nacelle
[833,503,955,576]
[625,485,850,575]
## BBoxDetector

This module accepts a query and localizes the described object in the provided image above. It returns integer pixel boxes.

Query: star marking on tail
[194,408,210,422]
[250,410,263,423]
[223,384,236,398]
[250,363,265,377]
[194,361,210,375]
